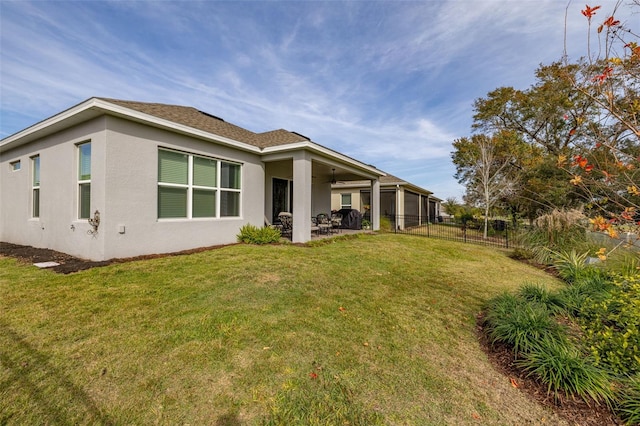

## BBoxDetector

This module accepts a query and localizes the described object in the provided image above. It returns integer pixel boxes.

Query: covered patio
[262,143,384,243]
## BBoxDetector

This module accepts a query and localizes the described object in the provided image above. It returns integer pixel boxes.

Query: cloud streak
[1,0,632,200]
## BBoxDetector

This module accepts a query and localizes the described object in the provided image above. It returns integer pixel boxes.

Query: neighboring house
[0,98,385,261]
[331,174,441,229]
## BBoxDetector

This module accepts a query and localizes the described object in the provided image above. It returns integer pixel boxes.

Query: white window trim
[32,155,40,218]
[158,148,242,220]
[77,142,91,219]
[10,160,21,171]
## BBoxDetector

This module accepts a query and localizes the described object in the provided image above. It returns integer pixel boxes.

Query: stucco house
[331,174,441,229]
[0,98,385,261]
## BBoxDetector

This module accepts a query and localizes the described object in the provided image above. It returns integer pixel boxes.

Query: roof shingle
[98,98,306,149]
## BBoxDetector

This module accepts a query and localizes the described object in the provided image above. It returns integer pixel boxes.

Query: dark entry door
[272,178,292,222]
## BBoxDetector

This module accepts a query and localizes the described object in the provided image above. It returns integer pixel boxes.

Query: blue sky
[0,1,632,200]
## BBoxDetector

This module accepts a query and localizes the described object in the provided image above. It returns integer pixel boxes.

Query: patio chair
[316,213,332,234]
[311,216,320,236]
[278,212,293,239]
[330,213,343,234]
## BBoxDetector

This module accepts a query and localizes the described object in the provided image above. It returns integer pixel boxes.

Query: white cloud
[1,0,635,200]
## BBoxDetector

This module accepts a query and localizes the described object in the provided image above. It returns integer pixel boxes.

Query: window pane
[78,143,91,180]
[11,160,21,171]
[33,188,40,218]
[158,186,187,218]
[192,189,216,217]
[221,162,240,189]
[193,156,216,187]
[341,193,351,206]
[79,183,91,219]
[32,156,40,186]
[158,150,188,185]
[220,191,240,217]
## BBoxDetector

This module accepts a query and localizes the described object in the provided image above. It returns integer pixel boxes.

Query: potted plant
[362,219,371,230]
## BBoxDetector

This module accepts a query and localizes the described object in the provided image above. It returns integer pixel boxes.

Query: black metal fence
[382,215,522,249]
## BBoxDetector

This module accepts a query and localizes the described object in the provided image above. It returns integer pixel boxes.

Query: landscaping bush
[578,274,640,375]
[516,336,614,406]
[379,216,392,232]
[518,283,565,314]
[618,375,640,426]
[550,249,594,283]
[484,293,567,356]
[517,209,594,265]
[237,224,281,244]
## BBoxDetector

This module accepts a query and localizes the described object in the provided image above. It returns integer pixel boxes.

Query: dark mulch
[0,242,232,274]
[476,312,623,426]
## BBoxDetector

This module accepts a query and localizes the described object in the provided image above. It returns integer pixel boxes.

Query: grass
[0,234,568,425]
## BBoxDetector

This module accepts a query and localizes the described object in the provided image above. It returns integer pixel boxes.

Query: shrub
[518,283,565,314]
[516,336,614,406]
[484,293,567,356]
[550,249,596,283]
[618,375,640,426]
[517,209,593,265]
[237,224,281,245]
[578,274,640,375]
[379,216,392,232]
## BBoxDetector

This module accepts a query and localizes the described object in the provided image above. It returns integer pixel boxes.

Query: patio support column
[292,151,312,243]
[371,178,380,231]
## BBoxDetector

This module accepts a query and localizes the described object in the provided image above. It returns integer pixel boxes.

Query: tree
[452,131,522,238]
[441,197,462,218]
[470,62,595,219]
[560,1,640,246]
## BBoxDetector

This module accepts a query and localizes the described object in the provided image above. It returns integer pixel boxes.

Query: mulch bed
[0,241,628,424]
[476,312,623,426]
[0,242,231,274]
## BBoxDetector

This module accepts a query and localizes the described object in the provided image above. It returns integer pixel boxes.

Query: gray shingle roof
[98,98,307,149]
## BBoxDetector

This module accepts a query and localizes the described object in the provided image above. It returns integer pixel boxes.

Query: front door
[272,178,293,222]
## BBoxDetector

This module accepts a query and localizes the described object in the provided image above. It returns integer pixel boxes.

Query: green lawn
[1,234,568,425]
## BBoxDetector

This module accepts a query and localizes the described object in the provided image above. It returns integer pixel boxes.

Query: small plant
[237,224,281,245]
[550,249,591,283]
[361,219,371,229]
[618,375,640,426]
[518,283,565,314]
[516,336,614,406]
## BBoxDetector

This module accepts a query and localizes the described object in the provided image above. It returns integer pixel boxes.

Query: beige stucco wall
[1,116,265,261]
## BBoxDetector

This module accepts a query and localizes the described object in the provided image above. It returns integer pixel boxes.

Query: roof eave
[1,97,264,154]
[262,141,385,178]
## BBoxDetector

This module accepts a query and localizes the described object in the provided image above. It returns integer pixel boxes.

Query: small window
[10,160,21,171]
[341,193,352,209]
[78,142,91,219]
[32,155,40,217]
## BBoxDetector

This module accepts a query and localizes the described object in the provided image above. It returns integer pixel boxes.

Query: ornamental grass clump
[520,208,591,265]
[515,336,615,406]
[518,283,565,314]
[484,293,567,357]
[618,375,640,426]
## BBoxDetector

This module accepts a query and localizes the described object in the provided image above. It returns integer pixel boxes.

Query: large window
[32,155,40,218]
[78,142,91,219]
[158,148,241,219]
